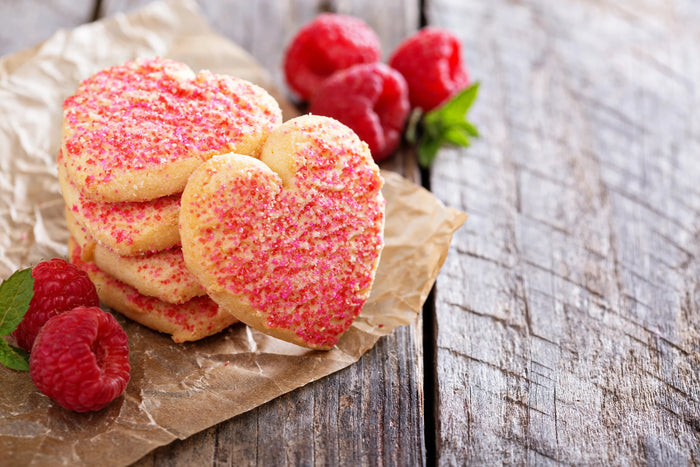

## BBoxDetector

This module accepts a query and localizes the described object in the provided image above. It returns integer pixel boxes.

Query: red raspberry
[12,258,99,352]
[309,62,409,162]
[29,306,130,412]
[389,27,470,111]
[283,13,381,101]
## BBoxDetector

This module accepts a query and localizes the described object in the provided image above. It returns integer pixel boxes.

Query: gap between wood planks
[417,2,438,464]
[91,0,103,21]
[420,164,438,465]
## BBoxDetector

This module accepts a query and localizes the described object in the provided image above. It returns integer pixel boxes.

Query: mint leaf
[0,267,34,371]
[0,338,29,371]
[417,135,444,168]
[430,81,479,126]
[416,82,480,168]
[457,119,480,138]
[0,267,34,335]
[443,127,473,147]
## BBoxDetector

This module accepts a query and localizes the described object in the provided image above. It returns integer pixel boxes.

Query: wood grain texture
[0,0,97,56]
[428,0,700,464]
[95,1,426,465]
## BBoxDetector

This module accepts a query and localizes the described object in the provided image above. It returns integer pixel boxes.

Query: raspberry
[389,27,470,111]
[12,258,99,352]
[29,306,130,412]
[310,63,409,161]
[283,13,381,101]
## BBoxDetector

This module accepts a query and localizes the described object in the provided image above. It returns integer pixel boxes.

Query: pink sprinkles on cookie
[59,149,181,251]
[70,242,231,341]
[130,247,205,303]
[63,57,279,194]
[187,120,384,348]
[75,191,181,248]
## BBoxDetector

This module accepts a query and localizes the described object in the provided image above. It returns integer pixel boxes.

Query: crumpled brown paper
[0,1,467,465]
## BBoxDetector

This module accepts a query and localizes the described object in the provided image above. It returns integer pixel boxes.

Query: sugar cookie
[62,57,282,202]
[64,206,97,262]
[179,115,385,350]
[58,150,181,256]
[65,208,202,304]
[92,245,206,305]
[68,237,236,343]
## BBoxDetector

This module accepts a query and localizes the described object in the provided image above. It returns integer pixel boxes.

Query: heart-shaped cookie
[68,238,237,343]
[62,57,282,203]
[58,150,181,256]
[65,209,204,305]
[179,115,385,349]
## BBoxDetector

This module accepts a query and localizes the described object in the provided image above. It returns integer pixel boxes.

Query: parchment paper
[0,1,467,465]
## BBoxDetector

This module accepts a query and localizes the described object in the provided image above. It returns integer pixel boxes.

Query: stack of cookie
[58,57,282,342]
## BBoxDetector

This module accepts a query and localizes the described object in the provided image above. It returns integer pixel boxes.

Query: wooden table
[2,0,699,464]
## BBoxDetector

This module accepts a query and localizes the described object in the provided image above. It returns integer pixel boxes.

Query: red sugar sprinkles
[62,57,282,202]
[181,116,385,349]
[69,240,236,342]
[58,149,181,254]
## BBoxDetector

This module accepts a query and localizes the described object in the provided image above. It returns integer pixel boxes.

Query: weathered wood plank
[428,0,700,464]
[0,0,97,56]
[95,1,425,465]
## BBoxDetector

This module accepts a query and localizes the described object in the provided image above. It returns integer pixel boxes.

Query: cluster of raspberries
[12,259,130,412]
[283,13,470,161]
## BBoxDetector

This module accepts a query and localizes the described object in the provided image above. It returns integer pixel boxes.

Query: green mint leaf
[424,82,480,128]
[448,82,479,114]
[0,268,34,336]
[417,136,444,168]
[443,127,473,147]
[415,82,480,168]
[457,119,480,138]
[0,337,29,371]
